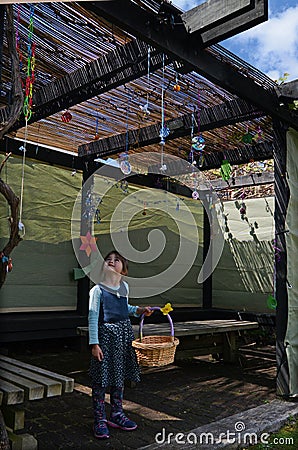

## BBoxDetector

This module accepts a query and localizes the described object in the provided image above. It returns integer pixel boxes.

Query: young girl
[88,250,152,439]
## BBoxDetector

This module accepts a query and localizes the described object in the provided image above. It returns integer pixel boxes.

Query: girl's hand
[137,306,153,316]
[92,344,104,361]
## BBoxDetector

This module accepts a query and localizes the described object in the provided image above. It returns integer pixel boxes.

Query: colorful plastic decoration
[192,190,199,200]
[253,126,263,142]
[220,159,232,181]
[23,5,35,121]
[242,129,253,144]
[160,302,173,315]
[191,135,205,151]
[119,151,131,175]
[267,294,277,310]
[61,110,72,123]
[79,231,97,257]
[159,126,170,145]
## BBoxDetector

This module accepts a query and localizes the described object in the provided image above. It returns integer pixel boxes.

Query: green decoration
[242,132,253,144]
[220,159,232,181]
[73,258,99,280]
[267,293,277,310]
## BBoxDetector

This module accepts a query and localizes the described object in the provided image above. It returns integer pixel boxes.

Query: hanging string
[159,53,169,171]
[146,46,150,109]
[19,4,35,236]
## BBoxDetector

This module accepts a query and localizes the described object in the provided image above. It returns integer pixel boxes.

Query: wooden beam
[11,39,169,131]
[79,97,263,157]
[182,0,254,33]
[199,0,268,46]
[84,1,297,131]
[0,137,84,170]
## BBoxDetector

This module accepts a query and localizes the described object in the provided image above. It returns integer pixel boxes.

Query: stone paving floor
[5,341,277,450]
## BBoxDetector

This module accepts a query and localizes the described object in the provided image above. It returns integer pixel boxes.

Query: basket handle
[139,306,174,341]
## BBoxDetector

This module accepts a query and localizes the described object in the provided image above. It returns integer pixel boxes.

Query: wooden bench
[0,354,74,450]
[77,319,259,364]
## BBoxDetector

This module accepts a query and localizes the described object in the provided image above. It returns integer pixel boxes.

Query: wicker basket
[132,306,179,367]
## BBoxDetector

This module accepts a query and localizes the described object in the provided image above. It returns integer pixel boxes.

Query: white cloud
[231,5,298,81]
[174,1,298,81]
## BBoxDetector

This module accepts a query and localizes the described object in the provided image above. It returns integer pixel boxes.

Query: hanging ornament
[242,126,253,144]
[220,159,232,181]
[95,209,101,224]
[173,71,181,92]
[119,151,131,175]
[192,190,199,200]
[142,201,147,215]
[79,232,98,257]
[23,5,35,122]
[191,135,205,151]
[267,293,277,310]
[139,101,150,118]
[61,110,72,123]
[118,180,129,194]
[253,125,263,143]
[159,126,170,146]
[94,114,100,140]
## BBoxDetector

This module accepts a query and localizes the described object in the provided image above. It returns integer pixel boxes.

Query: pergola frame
[1,0,297,396]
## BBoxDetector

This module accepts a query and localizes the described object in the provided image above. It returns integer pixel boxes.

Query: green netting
[285,128,298,396]
[0,155,81,312]
[0,155,275,314]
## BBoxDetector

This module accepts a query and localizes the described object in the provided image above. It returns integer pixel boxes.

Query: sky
[174,0,298,82]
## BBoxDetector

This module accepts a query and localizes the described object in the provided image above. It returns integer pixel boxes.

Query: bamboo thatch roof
[1,0,294,183]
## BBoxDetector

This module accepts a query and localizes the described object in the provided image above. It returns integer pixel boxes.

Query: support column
[273,120,290,396]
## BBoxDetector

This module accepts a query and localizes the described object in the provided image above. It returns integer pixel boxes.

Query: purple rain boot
[108,386,137,431]
[92,385,109,439]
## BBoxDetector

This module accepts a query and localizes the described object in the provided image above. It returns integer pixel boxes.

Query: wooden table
[78,319,259,363]
[0,354,74,450]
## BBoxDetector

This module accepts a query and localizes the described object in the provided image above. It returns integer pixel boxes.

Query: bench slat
[0,361,62,397]
[0,378,24,405]
[0,355,74,393]
[0,369,44,400]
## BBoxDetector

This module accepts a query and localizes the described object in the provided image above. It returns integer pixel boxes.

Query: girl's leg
[108,386,137,431]
[92,384,109,439]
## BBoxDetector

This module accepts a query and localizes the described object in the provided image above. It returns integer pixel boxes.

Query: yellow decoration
[160,302,173,315]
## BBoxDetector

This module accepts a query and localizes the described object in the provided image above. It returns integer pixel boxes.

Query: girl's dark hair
[104,250,128,276]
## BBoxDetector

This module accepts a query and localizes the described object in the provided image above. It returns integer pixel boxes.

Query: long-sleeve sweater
[88,282,139,345]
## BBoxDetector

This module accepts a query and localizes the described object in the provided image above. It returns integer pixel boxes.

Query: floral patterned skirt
[89,319,140,387]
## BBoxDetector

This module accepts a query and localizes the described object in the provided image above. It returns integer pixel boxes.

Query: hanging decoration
[18,4,36,237]
[139,47,151,119]
[22,4,35,122]
[61,110,72,123]
[220,159,232,181]
[82,187,102,224]
[159,54,168,172]
[119,95,132,175]
[253,125,263,143]
[188,87,205,168]
[116,179,129,194]
[1,253,13,273]
[173,71,180,92]
[142,201,147,215]
[119,152,131,175]
[241,125,253,144]
[79,231,98,257]
[94,113,100,140]
[16,5,23,73]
